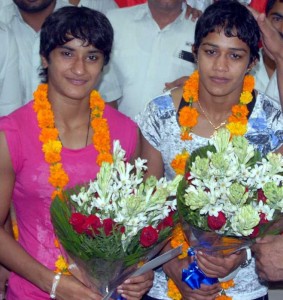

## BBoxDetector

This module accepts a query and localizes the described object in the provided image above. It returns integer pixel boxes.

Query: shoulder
[105,105,137,129]
[0,102,34,129]
[0,4,17,24]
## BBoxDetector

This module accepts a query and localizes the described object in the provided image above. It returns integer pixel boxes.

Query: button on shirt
[0,0,69,104]
[98,3,197,119]
[0,22,23,116]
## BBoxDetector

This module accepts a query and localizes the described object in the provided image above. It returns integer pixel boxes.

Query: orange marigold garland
[33,83,113,274]
[172,72,255,175]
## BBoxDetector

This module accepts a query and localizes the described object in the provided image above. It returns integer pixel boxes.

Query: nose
[213,54,229,72]
[71,57,86,75]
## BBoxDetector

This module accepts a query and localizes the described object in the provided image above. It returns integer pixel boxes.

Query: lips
[67,78,88,86]
[210,77,230,84]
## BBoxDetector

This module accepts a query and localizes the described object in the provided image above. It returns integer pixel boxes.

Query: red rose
[103,218,115,236]
[249,226,259,238]
[69,213,87,234]
[257,189,267,203]
[140,226,158,247]
[157,215,174,232]
[82,215,102,235]
[259,212,268,224]
[185,172,192,184]
[207,212,226,230]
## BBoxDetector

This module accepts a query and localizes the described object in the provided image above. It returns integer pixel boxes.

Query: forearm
[0,227,54,294]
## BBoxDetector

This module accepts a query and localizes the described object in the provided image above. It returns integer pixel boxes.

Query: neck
[148,3,182,30]
[69,0,80,5]
[198,88,242,122]
[18,2,56,32]
[262,50,276,79]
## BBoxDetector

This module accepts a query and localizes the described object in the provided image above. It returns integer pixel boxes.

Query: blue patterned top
[136,91,283,300]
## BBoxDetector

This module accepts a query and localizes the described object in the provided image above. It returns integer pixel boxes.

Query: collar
[133,2,187,25]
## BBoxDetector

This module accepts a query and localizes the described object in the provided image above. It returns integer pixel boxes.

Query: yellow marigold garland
[172,72,255,175]
[33,83,113,274]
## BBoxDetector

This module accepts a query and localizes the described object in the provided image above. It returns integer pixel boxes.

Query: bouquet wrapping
[51,140,182,299]
[177,128,283,292]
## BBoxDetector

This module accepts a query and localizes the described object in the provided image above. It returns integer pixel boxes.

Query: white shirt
[62,0,118,14]
[0,22,23,116]
[252,49,270,94]
[266,71,280,102]
[98,3,197,119]
[186,0,251,12]
[0,0,69,104]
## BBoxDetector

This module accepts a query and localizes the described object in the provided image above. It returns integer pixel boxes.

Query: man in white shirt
[0,22,23,116]
[98,0,197,119]
[64,0,118,14]
[0,0,69,104]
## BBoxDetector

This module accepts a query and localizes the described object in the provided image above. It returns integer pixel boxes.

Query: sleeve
[185,0,213,12]
[135,100,162,151]
[0,23,24,117]
[97,62,123,103]
[0,116,23,173]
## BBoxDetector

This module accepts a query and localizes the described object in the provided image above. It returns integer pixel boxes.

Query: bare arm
[0,132,101,300]
[140,133,164,179]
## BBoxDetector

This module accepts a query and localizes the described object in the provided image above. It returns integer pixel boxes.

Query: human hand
[163,255,221,300]
[164,76,189,92]
[252,235,283,281]
[185,4,202,21]
[55,274,102,300]
[0,265,9,300]
[117,270,153,300]
[248,7,283,64]
[196,250,245,278]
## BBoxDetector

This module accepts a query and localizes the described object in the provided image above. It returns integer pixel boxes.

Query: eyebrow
[201,42,248,53]
[270,12,283,18]
[57,45,103,54]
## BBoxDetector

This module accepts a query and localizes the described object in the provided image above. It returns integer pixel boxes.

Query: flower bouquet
[176,128,283,294]
[50,140,182,299]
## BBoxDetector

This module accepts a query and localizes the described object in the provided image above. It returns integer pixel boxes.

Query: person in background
[0,6,153,300]
[252,0,283,100]
[98,0,197,120]
[65,0,118,13]
[0,0,68,105]
[0,22,23,116]
[137,1,283,299]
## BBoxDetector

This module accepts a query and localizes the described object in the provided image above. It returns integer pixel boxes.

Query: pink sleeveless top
[0,101,138,299]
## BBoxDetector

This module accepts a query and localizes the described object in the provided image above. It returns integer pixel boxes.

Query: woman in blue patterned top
[137,1,283,300]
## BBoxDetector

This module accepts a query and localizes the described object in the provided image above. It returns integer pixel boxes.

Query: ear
[41,55,48,68]
[192,45,198,64]
[247,58,258,73]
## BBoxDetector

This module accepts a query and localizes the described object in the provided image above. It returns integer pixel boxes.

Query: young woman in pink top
[0,6,152,300]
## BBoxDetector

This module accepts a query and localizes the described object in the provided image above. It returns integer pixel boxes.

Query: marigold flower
[43,140,62,164]
[226,122,247,136]
[55,255,70,275]
[240,91,253,105]
[179,106,199,128]
[167,278,182,300]
[49,163,69,188]
[39,128,59,143]
[242,74,255,92]
[171,151,189,175]
[220,280,235,290]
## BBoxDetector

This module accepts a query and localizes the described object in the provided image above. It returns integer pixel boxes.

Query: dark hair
[194,0,260,65]
[39,6,114,82]
[266,0,283,14]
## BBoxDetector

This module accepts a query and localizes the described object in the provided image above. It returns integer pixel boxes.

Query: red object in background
[249,0,268,13]
[115,0,146,8]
